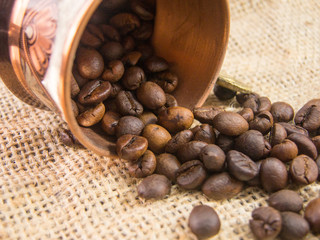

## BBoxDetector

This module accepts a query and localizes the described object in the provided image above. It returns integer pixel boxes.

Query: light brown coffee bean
[76,102,105,127]
[142,124,171,154]
[213,112,249,136]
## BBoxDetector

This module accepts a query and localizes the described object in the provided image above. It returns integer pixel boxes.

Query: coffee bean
[270,139,298,162]
[101,41,125,62]
[295,99,320,133]
[137,81,166,110]
[102,60,124,82]
[101,0,127,11]
[71,99,79,117]
[138,111,158,126]
[101,111,120,135]
[130,0,154,21]
[243,96,272,114]
[201,172,244,200]
[80,24,104,48]
[58,128,83,147]
[109,13,141,35]
[304,197,320,234]
[267,189,303,212]
[100,24,121,42]
[137,174,171,200]
[109,83,122,98]
[236,92,260,105]
[77,80,112,105]
[164,93,178,108]
[128,150,156,178]
[121,51,142,66]
[287,133,318,159]
[312,135,320,153]
[116,90,143,116]
[249,111,273,135]
[249,207,282,240]
[156,153,181,182]
[270,101,294,123]
[70,75,80,99]
[76,48,104,79]
[176,141,208,163]
[246,160,262,186]
[176,160,207,190]
[76,102,105,127]
[213,112,249,136]
[280,212,310,240]
[136,44,153,61]
[142,124,171,154]
[122,35,136,52]
[116,134,148,162]
[122,66,146,90]
[188,205,221,239]
[89,8,110,25]
[192,124,216,144]
[238,107,254,122]
[216,134,234,153]
[269,123,287,146]
[260,157,288,192]
[132,21,153,40]
[158,106,194,133]
[193,106,224,125]
[289,154,318,185]
[278,122,309,136]
[165,130,194,154]
[115,116,144,138]
[144,56,169,72]
[72,67,89,88]
[226,150,259,181]
[200,144,226,172]
[150,71,179,93]
[213,84,236,100]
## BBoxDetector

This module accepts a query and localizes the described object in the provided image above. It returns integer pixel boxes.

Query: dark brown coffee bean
[200,144,226,172]
[100,41,124,61]
[192,124,216,144]
[136,81,166,110]
[109,83,122,98]
[158,106,194,133]
[116,116,145,138]
[165,130,194,154]
[122,66,146,90]
[116,91,143,116]
[269,123,287,146]
[156,153,181,182]
[216,134,234,153]
[109,13,141,35]
[116,134,148,162]
[295,99,320,133]
[243,96,272,114]
[249,207,282,240]
[80,24,104,48]
[100,24,121,42]
[280,212,310,240]
[278,122,309,137]
[144,56,169,73]
[122,35,136,52]
[121,51,142,66]
[72,68,89,88]
[226,150,259,181]
[71,99,79,117]
[89,8,110,24]
[136,44,153,61]
[262,139,272,159]
[101,0,127,11]
[130,0,154,20]
[101,111,120,135]
[138,111,157,126]
[76,48,104,79]
[289,154,318,185]
[267,189,303,213]
[78,80,112,105]
[270,101,294,123]
[132,21,153,40]
[312,135,320,153]
[236,92,259,105]
[142,124,171,154]
[176,141,208,163]
[201,172,244,200]
[188,205,220,239]
[176,160,207,190]
[102,60,124,82]
[164,93,178,108]
[213,112,249,136]
[249,111,273,135]
[213,84,236,100]
[246,160,262,186]
[270,139,298,162]
[76,102,105,127]
[193,106,224,124]
[287,133,318,159]
[150,71,179,93]
[58,128,83,147]
[260,157,288,192]
[238,107,254,122]
[304,197,320,234]
[137,174,171,200]
[128,150,156,178]
[70,75,80,98]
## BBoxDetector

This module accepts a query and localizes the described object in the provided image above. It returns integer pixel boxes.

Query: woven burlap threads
[1,0,320,239]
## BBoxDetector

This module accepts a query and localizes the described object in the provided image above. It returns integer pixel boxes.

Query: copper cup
[0,0,230,156]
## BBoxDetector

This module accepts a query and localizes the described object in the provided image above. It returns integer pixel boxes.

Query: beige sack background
[1,0,320,239]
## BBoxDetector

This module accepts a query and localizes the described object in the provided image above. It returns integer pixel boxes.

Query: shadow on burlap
[0,0,320,239]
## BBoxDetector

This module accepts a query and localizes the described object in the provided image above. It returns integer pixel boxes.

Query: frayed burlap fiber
[1,0,320,239]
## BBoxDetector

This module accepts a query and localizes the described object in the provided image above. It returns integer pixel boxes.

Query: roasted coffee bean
[289,154,318,185]
[226,150,258,181]
[128,150,156,178]
[201,172,244,200]
[235,130,268,161]
[136,44,153,61]
[76,48,104,79]
[99,24,121,42]
[109,13,141,35]
[249,207,282,240]
[116,134,148,162]
[243,96,272,114]
[176,141,208,163]
[193,106,224,124]
[164,93,178,108]
[89,8,110,25]
[73,67,89,88]
[246,160,262,186]
[200,144,226,172]
[144,56,169,72]
[312,135,320,153]
[138,111,157,126]
[122,35,136,52]
[76,102,105,127]
[262,140,272,159]
[278,122,309,136]
[267,189,303,212]
[188,205,221,239]
[132,21,153,40]
[236,92,260,105]
[116,91,143,116]
[270,139,298,162]
[213,84,236,100]
[249,111,273,135]
[213,112,248,136]
[70,75,80,98]
[269,123,287,146]
[150,71,179,93]
[78,80,112,105]
[101,111,120,135]
[121,51,142,66]
[71,99,79,117]
[76,101,89,113]
[130,0,154,21]
[80,24,104,48]
[176,160,207,190]
[101,0,127,11]
[270,101,294,123]
[260,157,288,192]
[142,124,171,154]
[122,66,146,90]
[238,107,254,122]
[115,116,144,138]
[287,133,318,159]
[295,99,320,133]
[304,197,320,234]
[102,60,124,82]
[192,124,216,144]
[100,41,124,61]
[158,106,194,133]
[216,134,234,153]
[136,82,166,110]
[280,212,310,240]
[156,153,181,182]
[137,174,171,200]
[165,130,194,154]
[58,128,82,147]
[109,83,122,98]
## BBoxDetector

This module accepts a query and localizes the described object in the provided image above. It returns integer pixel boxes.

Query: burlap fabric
[1,0,320,239]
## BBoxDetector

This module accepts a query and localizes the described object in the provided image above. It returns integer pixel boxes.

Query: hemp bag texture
[0,0,320,239]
